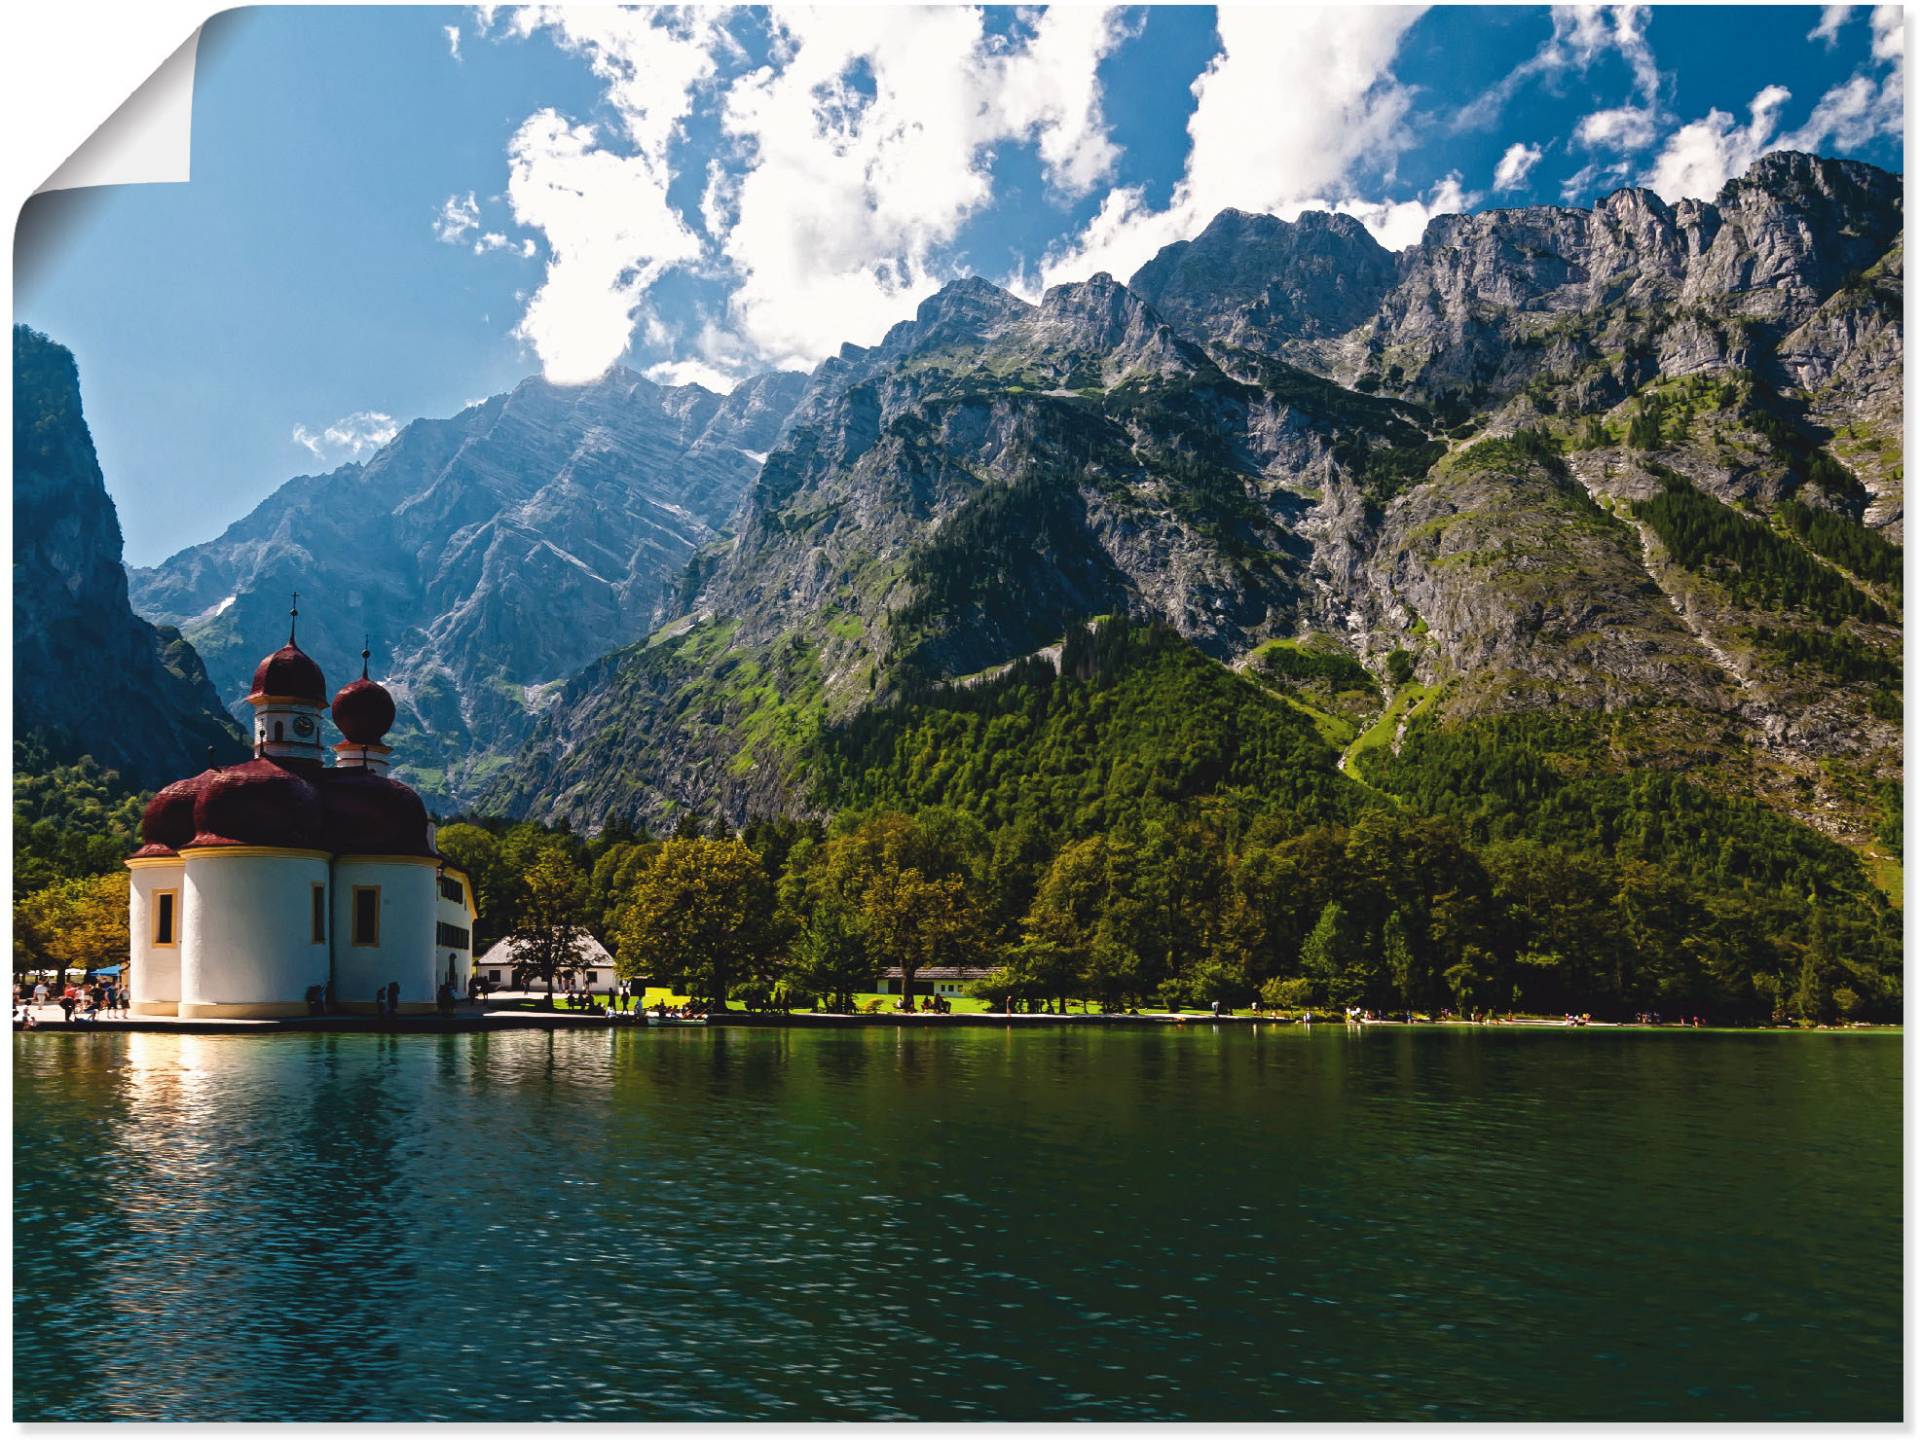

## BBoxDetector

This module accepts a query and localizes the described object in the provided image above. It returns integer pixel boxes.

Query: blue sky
[15,4,1904,566]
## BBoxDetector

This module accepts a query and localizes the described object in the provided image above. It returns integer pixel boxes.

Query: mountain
[1139,151,1904,532]
[488,152,1900,878]
[128,367,806,803]
[13,325,246,790]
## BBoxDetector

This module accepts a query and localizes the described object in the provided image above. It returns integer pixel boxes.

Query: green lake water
[12,1025,1902,1421]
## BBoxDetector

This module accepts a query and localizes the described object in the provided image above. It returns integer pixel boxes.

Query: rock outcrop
[13,326,246,789]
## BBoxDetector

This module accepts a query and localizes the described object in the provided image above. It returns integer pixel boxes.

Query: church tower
[247,597,329,764]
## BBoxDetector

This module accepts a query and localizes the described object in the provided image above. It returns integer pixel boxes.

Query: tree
[1299,899,1365,1008]
[1382,910,1420,1015]
[13,743,146,892]
[15,871,128,978]
[808,811,987,1009]
[1627,397,1664,450]
[1083,933,1146,1013]
[1000,937,1084,1013]
[1185,953,1252,1011]
[786,897,869,1013]
[861,866,980,1010]
[1021,836,1104,1001]
[588,838,659,942]
[505,843,592,1008]
[613,837,773,1009]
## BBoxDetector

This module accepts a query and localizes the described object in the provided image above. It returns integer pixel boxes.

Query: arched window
[274,720,284,741]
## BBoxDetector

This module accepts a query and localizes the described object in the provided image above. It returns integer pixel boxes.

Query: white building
[474,932,616,991]
[875,965,993,999]
[126,610,477,1018]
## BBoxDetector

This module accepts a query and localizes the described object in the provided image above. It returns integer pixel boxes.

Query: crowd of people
[552,978,640,1015]
[14,976,128,1027]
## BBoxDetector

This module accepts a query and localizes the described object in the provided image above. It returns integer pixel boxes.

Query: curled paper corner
[37,26,202,193]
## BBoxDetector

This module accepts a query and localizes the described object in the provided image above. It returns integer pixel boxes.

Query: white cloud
[1642,85,1791,201]
[292,411,400,462]
[1809,5,1854,46]
[1335,174,1477,251]
[708,7,1131,371]
[1559,156,1631,203]
[1493,141,1544,191]
[506,107,704,385]
[1457,3,1660,143]
[1562,7,1666,156]
[1038,7,1427,283]
[445,24,462,61]
[645,358,741,393]
[494,10,727,384]
[997,6,1134,197]
[508,7,729,172]
[1639,1,1901,205]
[1779,3,1905,150]
[1872,3,1903,63]
[1576,104,1659,152]
[439,192,534,260]
[484,8,1127,380]
[433,191,480,244]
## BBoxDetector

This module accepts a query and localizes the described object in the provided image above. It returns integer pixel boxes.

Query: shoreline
[10,1005,1900,1036]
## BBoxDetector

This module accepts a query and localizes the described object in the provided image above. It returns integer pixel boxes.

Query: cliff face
[128,368,805,804]
[488,152,1901,848]
[1170,153,1904,532]
[13,326,246,789]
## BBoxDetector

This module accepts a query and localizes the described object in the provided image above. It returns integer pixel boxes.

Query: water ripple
[13,1026,1900,1421]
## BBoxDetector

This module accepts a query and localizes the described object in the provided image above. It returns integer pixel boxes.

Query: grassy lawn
[509,988,998,1014]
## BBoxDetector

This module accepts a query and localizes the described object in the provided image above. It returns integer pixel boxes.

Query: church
[125,606,478,1018]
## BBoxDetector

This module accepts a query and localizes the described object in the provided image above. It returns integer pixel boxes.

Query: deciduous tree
[614,837,773,1009]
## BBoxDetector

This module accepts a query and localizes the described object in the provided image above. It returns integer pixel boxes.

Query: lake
[13,1024,1901,1421]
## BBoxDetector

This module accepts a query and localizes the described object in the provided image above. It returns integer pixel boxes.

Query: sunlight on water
[13,1026,1901,1421]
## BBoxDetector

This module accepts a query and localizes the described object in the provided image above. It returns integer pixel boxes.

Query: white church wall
[331,857,438,1014]
[178,849,331,1019]
[435,870,475,997]
[127,859,184,1015]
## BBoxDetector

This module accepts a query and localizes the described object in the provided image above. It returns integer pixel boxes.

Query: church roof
[132,616,436,862]
[248,642,328,706]
[320,766,435,858]
[332,676,396,744]
[187,758,325,850]
[138,766,222,853]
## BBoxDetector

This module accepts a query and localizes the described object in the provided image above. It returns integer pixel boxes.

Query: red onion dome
[136,768,220,854]
[248,642,328,705]
[321,768,435,857]
[187,758,324,850]
[332,677,396,745]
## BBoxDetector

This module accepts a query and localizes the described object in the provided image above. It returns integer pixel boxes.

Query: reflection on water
[14,1026,1901,1421]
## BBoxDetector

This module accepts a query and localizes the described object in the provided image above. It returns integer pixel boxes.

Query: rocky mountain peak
[1028,272,1207,383]
[1726,148,1903,211]
[1129,203,1398,357]
[879,275,1032,361]
[128,361,807,804]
